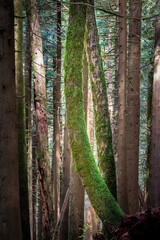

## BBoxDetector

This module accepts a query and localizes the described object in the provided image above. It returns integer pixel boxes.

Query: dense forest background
[1,0,160,239]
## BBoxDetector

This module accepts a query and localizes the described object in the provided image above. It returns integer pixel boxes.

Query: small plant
[78,223,92,239]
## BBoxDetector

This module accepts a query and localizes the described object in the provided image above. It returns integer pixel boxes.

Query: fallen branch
[52,188,70,240]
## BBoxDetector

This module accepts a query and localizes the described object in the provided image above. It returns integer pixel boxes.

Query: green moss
[64,0,124,233]
[89,63,94,73]
[85,1,116,199]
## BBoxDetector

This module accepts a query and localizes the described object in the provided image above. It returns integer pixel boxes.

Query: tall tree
[116,0,128,213]
[68,9,85,240]
[147,5,160,208]
[126,0,142,213]
[14,0,31,238]
[85,0,116,198]
[53,0,62,225]
[26,0,53,238]
[25,19,33,239]
[64,0,124,236]
[0,0,22,239]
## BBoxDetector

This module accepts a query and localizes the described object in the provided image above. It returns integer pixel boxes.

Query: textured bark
[68,164,85,240]
[26,0,53,238]
[14,1,31,239]
[126,0,142,214]
[64,0,124,234]
[0,1,22,239]
[25,18,33,240]
[32,131,38,240]
[85,0,116,198]
[147,11,160,208]
[112,2,119,176]
[60,125,71,240]
[85,55,98,240]
[87,88,94,151]
[53,0,62,225]
[145,68,153,202]
[116,0,128,213]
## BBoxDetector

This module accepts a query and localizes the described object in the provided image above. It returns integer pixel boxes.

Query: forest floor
[93,208,160,240]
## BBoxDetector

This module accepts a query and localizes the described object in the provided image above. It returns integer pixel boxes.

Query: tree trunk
[25,18,33,240]
[68,7,85,240]
[64,0,124,234]
[26,0,53,238]
[85,0,116,199]
[53,0,62,225]
[145,68,153,202]
[68,164,85,239]
[60,124,71,240]
[32,130,38,240]
[116,0,128,213]
[126,0,142,214]
[147,9,160,208]
[0,1,22,239]
[86,76,99,240]
[14,1,31,239]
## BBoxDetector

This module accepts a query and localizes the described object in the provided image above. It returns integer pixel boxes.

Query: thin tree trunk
[26,0,53,238]
[14,0,30,238]
[32,131,38,240]
[0,1,22,239]
[86,78,99,240]
[85,0,116,198]
[145,68,153,202]
[25,19,33,240]
[60,124,71,240]
[116,0,128,213]
[126,0,142,214]
[147,8,160,208]
[64,0,124,235]
[112,1,119,175]
[53,0,62,225]
[38,182,42,240]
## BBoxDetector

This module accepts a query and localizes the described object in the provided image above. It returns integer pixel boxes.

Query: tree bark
[25,18,33,240]
[0,1,22,239]
[147,8,160,208]
[32,130,38,240]
[14,1,31,239]
[60,124,71,240]
[53,0,62,225]
[26,0,53,238]
[126,0,142,214]
[116,0,128,213]
[85,0,116,199]
[64,0,124,234]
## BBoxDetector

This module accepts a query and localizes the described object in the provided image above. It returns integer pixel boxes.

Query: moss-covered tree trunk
[85,0,116,198]
[64,0,124,234]
[14,0,30,239]
[0,1,22,239]
[26,0,53,238]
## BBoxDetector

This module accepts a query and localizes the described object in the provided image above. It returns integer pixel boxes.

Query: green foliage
[78,224,91,239]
